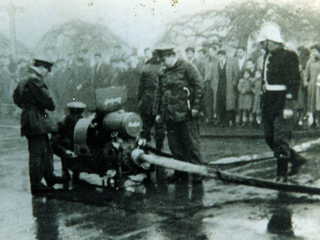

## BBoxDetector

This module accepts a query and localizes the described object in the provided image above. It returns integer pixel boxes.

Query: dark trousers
[262,107,300,176]
[166,119,202,166]
[217,106,235,125]
[262,107,293,159]
[27,134,55,188]
[140,113,166,150]
[203,81,213,121]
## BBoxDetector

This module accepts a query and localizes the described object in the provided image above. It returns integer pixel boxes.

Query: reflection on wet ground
[22,176,320,240]
[32,197,59,240]
[27,180,207,240]
[1,119,320,239]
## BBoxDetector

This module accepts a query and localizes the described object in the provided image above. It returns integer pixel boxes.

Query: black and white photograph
[1,0,320,239]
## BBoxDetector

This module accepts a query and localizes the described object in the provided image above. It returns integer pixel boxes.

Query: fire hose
[132,149,320,195]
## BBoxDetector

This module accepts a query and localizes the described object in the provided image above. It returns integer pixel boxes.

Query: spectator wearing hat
[210,49,239,127]
[108,56,128,87]
[296,46,310,128]
[203,44,220,123]
[92,53,111,89]
[124,54,141,112]
[13,57,66,195]
[303,44,320,128]
[51,101,86,179]
[197,48,207,66]
[185,47,205,80]
[154,48,204,183]
[197,48,210,122]
[50,59,69,114]
[44,59,66,115]
[69,57,93,110]
[257,22,306,182]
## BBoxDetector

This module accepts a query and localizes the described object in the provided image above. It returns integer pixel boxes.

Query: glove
[65,150,77,158]
[283,98,297,119]
[191,109,200,118]
[155,115,162,123]
[283,109,294,119]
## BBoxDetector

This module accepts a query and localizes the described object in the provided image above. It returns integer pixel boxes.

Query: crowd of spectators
[2,41,320,131]
[183,42,320,130]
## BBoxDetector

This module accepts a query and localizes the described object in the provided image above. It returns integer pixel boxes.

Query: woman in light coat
[304,44,320,127]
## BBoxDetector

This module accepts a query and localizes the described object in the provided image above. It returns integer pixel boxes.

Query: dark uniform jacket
[262,48,300,111]
[138,59,163,114]
[153,59,203,122]
[13,68,57,136]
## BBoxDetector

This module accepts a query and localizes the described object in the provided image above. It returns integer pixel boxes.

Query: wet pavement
[1,116,320,239]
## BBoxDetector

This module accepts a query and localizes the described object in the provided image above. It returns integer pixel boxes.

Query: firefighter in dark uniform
[153,48,204,183]
[257,22,307,182]
[51,101,86,179]
[13,56,66,195]
[138,52,166,151]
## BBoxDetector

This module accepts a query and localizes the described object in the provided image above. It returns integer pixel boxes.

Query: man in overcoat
[185,46,205,80]
[69,57,93,110]
[92,53,110,89]
[13,57,65,195]
[203,44,220,122]
[211,50,239,127]
[257,22,307,182]
[153,48,204,183]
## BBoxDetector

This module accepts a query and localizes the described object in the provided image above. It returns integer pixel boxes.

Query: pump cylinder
[103,111,142,138]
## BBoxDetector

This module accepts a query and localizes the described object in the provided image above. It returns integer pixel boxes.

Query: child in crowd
[245,59,256,77]
[251,70,263,126]
[238,70,253,127]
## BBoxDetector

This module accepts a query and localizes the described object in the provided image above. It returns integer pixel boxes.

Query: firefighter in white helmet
[257,22,307,182]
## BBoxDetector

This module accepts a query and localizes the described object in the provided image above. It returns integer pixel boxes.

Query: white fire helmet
[256,22,285,44]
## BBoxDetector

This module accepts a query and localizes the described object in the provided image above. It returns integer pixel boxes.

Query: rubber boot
[288,150,307,176]
[61,157,71,179]
[155,142,163,152]
[275,159,288,183]
[167,171,189,183]
[156,166,167,183]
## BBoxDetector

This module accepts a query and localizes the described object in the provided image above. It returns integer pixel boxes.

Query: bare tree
[158,0,320,48]
[37,20,131,61]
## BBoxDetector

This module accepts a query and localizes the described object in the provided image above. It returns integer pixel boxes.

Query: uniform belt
[265,84,287,91]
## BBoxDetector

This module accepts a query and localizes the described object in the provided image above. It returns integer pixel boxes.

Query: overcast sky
[0,0,314,51]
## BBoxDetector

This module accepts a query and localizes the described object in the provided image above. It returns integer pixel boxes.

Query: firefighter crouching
[51,102,86,179]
